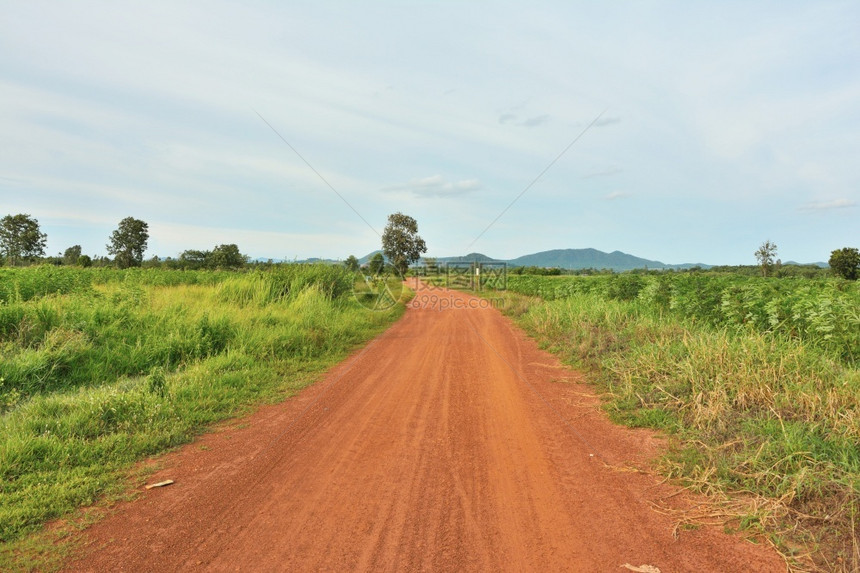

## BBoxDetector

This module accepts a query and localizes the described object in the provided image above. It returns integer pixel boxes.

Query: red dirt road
[65,286,785,572]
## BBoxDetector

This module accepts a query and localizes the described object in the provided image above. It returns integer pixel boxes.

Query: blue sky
[1,1,858,265]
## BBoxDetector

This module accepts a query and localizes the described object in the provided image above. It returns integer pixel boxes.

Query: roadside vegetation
[494,273,858,571]
[0,265,405,566]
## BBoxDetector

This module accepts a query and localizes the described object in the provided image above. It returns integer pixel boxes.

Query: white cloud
[604,191,631,201]
[582,166,623,179]
[522,115,550,128]
[593,116,621,128]
[497,111,550,128]
[799,198,856,211]
[384,175,482,197]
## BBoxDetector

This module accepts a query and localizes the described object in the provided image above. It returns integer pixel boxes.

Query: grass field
[493,274,859,571]
[0,265,406,568]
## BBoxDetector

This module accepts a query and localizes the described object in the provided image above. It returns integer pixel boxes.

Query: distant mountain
[300,257,337,264]
[254,256,339,264]
[419,248,707,271]
[361,251,502,265]
[433,252,500,264]
[358,250,383,264]
[276,248,711,271]
[506,248,705,271]
[784,261,829,268]
[264,250,826,271]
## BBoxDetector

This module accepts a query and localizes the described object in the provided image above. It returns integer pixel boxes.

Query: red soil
[64,286,785,572]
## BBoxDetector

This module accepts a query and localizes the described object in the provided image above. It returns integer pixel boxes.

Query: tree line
[0,214,249,270]
[753,239,859,280]
[3,212,858,280]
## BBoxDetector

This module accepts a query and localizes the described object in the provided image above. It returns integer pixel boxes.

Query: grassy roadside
[0,266,407,571]
[488,289,858,572]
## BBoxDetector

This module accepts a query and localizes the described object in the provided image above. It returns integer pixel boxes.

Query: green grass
[0,265,406,569]
[507,273,860,364]
[489,285,859,571]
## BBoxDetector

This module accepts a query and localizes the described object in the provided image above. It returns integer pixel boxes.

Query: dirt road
[65,286,784,572]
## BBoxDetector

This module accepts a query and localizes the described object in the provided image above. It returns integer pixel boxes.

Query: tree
[381,212,427,276]
[77,254,93,268]
[63,245,82,266]
[0,214,47,265]
[754,240,778,277]
[368,252,385,276]
[829,247,860,280]
[142,255,162,268]
[208,244,246,269]
[107,217,149,269]
[344,255,360,272]
[179,249,208,270]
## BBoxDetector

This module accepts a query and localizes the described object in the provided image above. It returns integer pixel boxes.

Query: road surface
[65,286,784,572]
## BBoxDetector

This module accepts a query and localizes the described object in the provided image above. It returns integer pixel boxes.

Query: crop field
[499,273,859,569]
[0,265,405,559]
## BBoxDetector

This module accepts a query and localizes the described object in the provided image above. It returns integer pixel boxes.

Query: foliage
[368,253,385,276]
[208,244,247,269]
[106,217,149,269]
[754,240,778,277]
[0,214,48,266]
[829,247,860,281]
[178,249,208,269]
[0,265,405,549]
[62,245,82,266]
[0,266,93,303]
[178,244,248,270]
[708,263,828,278]
[381,212,427,276]
[217,264,353,306]
[343,255,360,272]
[506,274,860,364]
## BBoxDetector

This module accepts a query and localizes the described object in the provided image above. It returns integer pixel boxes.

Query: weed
[146,367,167,398]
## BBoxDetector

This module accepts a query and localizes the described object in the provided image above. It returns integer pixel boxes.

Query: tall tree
[344,255,360,272]
[179,249,208,270]
[63,245,82,266]
[368,252,385,276]
[381,212,427,276]
[829,247,860,280]
[0,214,47,265]
[208,244,246,269]
[754,240,778,277]
[107,217,149,269]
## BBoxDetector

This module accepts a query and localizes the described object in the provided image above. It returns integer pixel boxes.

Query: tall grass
[495,287,859,571]
[508,274,860,364]
[0,267,92,303]
[217,265,352,306]
[0,265,403,552]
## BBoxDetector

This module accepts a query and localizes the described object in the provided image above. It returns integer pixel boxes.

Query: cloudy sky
[2,1,858,265]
